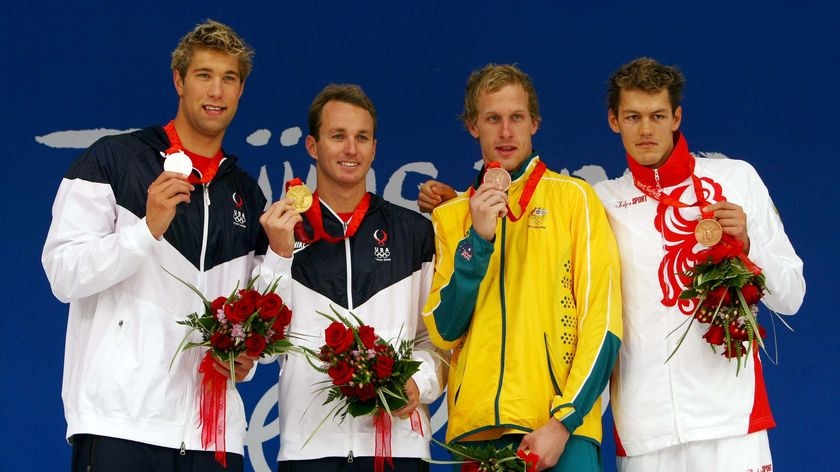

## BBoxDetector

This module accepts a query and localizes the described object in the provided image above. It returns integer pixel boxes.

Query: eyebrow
[622,107,668,115]
[192,66,240,78]
[327,127,372,135]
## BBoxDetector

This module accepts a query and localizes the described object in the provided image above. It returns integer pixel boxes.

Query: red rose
[702,324,725,345]
[704,235,745,264]
[722,341,745,359]
[239,288,261,302]
[328,361,355,386]
[229,297,256,324]
[758,324,767,339]
[245,333,267,357]
[373,356,394,379]
[258,293,283,320]
[703,286,732,308]
[741,284,763,306]
[210,296,227,318]
[276,305,292,327]
[270,315,288,341]
[341,383,376,401]
[210,331,234,351]
[729,322,749,341]
[358,325,377,349]
[325,321,355,353]
[374,343,393,356]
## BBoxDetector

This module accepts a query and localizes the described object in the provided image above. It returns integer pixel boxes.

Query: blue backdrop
[3,1,837,470]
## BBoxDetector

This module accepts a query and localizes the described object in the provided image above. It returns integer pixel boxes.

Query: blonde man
[422,64,622,471]
[43,20,279,472]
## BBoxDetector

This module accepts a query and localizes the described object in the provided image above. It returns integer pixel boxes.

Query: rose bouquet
[669,234,769,373]
[305,307,423,472]
[169,273,294,467]
[435,441,538,472]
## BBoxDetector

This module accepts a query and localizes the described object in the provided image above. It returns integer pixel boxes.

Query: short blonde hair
[461,63,541,127]
[171,19,254,80]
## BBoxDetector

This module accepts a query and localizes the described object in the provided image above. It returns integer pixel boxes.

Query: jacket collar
[627,132,694,191]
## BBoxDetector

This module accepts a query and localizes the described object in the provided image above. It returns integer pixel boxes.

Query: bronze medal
[286,184,313,213]
[695,218,723,247]
[483,167,511,191]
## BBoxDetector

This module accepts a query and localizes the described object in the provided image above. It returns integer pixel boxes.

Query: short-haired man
[595,57,805,471]
[422,64,623,471]
[260,84,444,472]
[43,20,282,472]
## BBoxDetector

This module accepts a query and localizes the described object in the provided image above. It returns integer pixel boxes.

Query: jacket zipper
[344,226,356,461]
[179,183,212,455]
[653,169,667,252]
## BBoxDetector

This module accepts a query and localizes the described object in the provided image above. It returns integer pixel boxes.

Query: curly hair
[607,57,685,114]
[171,19,254,81]
[307,84,377,140]
[460,63,541,127]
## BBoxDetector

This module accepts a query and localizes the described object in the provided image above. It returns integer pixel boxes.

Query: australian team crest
[528,207,548,229]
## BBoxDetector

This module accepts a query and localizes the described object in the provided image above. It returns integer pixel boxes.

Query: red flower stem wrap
[198,352,228,468]
[373,410,394,472]
[516,449,540,472]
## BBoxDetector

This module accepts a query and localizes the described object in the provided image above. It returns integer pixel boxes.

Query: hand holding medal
[481,162,510,218]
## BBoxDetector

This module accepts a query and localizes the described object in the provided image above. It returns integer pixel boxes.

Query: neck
[171,115,224,157]
[317,184,368,213]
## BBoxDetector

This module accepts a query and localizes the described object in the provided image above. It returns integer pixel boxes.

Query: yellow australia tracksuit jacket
[423,154,623,445]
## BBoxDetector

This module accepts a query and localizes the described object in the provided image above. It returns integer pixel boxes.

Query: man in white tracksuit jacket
[594,57,805,472]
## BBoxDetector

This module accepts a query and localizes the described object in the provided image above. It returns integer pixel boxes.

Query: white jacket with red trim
[594,136,805,456]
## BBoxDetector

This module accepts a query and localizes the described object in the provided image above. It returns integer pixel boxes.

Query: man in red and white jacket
[594,57,805,472]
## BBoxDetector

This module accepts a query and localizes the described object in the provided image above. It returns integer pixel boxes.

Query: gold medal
[286,184,313,213]
[483,167,511,191]
[695,218,723,247]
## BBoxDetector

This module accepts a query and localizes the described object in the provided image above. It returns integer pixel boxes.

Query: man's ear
[608,110,620,133]
[173,70,184,96]
[305,135,318,160]
[672,105,683,131]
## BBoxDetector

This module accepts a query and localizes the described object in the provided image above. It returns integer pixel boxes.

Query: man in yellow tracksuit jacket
[422,64,622,472]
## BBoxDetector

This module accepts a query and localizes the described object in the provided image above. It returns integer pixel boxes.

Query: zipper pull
[346,450,354,463]
[653,169,662,194]
[204,184,211,207]
[180,442,186,456]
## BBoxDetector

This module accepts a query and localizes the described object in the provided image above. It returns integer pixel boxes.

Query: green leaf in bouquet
[347,400,377,418]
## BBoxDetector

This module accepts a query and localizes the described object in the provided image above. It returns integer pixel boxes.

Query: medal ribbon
[294,191,371,244]
[632,168,716,220]
[198,352,228,467]
[373,410,393,472]
[469,160,547,221]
